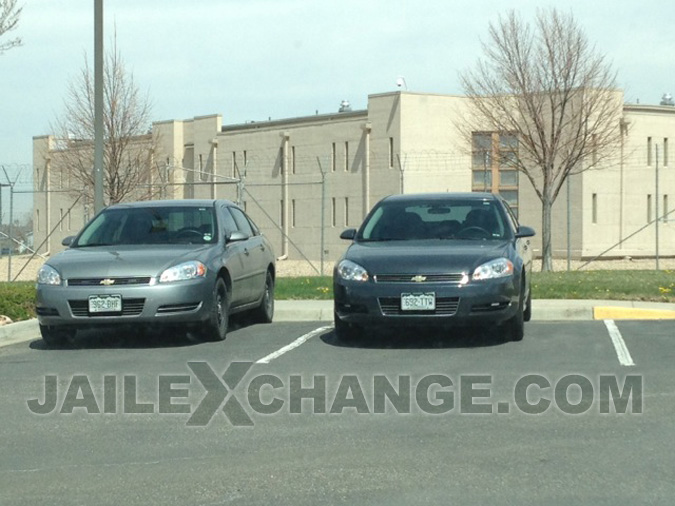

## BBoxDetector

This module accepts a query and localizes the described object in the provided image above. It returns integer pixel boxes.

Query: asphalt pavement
[1,317,673,505]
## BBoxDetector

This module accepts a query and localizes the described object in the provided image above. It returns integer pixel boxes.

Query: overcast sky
[1,0,672,172]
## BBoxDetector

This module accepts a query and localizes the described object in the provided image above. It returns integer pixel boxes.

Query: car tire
[251,270,274,324]
[334,312,360,343]
[504,284,526,342]
[523,287,532,322]
[40,324,76,347]
[198,278,229,342]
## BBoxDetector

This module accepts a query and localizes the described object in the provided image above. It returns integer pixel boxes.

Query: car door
[229,206,268,304]
[218,205,250,307]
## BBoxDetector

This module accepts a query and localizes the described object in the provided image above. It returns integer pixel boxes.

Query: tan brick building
[33,91,675,269]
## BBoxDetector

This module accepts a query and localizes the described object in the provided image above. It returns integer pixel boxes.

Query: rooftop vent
[338,100,352,113]
[660,93,674,106]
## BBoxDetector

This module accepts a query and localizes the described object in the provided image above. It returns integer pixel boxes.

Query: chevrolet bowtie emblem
[100,278,116,286]
[411,275,427,283]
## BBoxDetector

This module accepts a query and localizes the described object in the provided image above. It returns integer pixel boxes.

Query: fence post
[655,145,660,270]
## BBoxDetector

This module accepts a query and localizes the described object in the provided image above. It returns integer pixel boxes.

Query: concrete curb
[0,319,39,348]
[2,299,673,348]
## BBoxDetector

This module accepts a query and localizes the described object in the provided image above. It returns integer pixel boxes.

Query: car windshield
[358,199,509,241]
[73,206,218,247]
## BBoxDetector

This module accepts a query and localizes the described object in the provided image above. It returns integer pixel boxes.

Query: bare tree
[0,0,22,54]
[52,40,159,205]
[459,9,624,271]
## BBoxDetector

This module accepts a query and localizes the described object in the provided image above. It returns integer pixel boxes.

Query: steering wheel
[175,228,204,241]
[456,226,491,240]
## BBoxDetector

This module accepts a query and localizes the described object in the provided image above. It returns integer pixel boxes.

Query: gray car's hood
[344,239,512,275]
[47,245,211,279]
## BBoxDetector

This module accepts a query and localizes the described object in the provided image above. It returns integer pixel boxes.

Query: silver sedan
[36,199,276,345]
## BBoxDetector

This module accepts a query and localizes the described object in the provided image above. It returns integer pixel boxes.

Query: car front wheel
[503,284,525,342]
[40,325,76,347]
[334,312,361,343]
[251,270,274,324]
[197,278,229,342]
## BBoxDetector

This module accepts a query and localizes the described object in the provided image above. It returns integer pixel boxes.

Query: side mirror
[515,226,536,238]
[226,231,249,243]
[61,236,75,247]
[340,228,357,240]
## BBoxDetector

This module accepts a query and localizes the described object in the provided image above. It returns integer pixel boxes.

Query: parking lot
[0,319,673,506]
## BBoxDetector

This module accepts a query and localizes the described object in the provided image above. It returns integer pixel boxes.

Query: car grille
[378,297,460,316]
[68,298,145,317]
[68,277,152,286]
[374,273,466,284]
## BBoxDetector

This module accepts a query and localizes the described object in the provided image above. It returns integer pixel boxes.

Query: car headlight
[37,264,62,286]
[472,258,514,281]
[159,261,207,283]
[337,259,369,282]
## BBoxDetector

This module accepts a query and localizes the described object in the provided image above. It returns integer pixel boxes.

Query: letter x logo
[187,361,253,427]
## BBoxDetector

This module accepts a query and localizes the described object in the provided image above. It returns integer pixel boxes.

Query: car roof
[106,199,237,210]
[380,192,499,203]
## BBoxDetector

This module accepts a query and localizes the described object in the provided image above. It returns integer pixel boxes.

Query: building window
[279,147,284,174]
[243,150,247,169]
[280,200,285,228]
[344,141,349,172]
[59,209,64,231]
[36,209,40,231]
[592,193,598,224]
[664,195,669,222]
[664,138,669,167]
[647,194,652,222]
[472,131,519,215]
[647,137,652,166]
[291,146,296,175]
[291,199,296,228]
[344,197,349,226]
[200,154,208,181]
[389,137,394,168]
[232,152,237,178]
[331,143,336,172]
[331,197,336,227]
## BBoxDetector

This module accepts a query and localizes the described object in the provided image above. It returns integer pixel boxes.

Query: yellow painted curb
[593,307,675,320]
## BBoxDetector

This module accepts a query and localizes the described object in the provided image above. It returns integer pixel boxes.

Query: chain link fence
[5,147,675,281]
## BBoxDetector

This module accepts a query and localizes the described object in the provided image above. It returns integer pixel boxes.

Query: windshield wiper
[75,242,115,248]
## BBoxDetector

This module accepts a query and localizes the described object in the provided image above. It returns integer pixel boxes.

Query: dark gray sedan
[36,199,276,345]
[333,193,535,342]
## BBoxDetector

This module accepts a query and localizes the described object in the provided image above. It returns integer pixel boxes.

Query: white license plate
[401,293,436,311]
[88,295,122,313]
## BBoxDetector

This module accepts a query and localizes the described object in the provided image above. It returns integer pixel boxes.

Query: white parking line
[603,319,635,367]
[255,326,333,365]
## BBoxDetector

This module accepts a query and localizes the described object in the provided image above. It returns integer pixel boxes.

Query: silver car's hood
[46,245,211,279]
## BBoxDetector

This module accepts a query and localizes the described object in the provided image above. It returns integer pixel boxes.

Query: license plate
[401,293,436,311]
[88,295,122,313]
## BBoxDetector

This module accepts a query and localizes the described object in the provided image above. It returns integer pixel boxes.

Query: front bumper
[36,277,214,329]
[333,276,520,328]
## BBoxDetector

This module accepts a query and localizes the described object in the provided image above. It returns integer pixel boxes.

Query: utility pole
[93,0,105,213]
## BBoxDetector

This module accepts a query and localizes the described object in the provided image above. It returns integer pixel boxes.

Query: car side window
[229,207,254,237]
[219,207,238,235]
